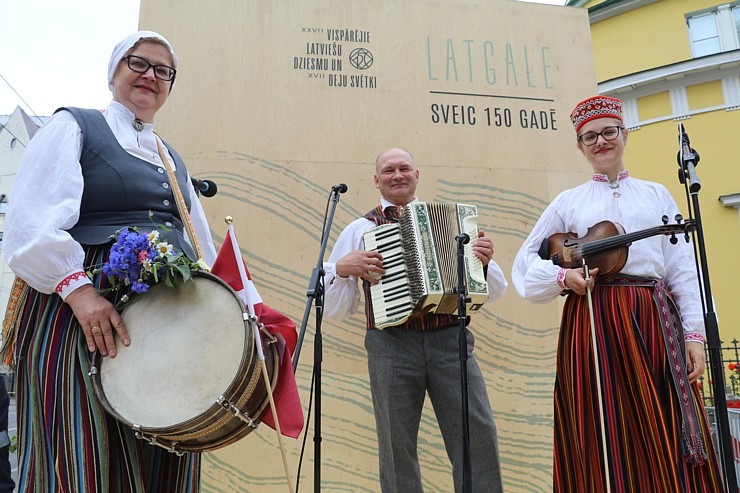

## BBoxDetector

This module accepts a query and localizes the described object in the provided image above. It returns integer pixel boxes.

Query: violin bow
[583,259,612,493]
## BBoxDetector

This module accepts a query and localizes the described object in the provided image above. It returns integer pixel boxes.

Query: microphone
[332,183,348,193]
[677,123,701,192]
[677,123,699,168]
[455,233,471,245]
[191,178,218,197]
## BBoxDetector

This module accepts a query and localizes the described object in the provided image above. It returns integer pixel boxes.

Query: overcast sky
[0,0,566,118]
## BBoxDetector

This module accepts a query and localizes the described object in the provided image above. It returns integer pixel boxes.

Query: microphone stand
[292,184,348,492]
[455,233,472,493]
[676,124,738,492]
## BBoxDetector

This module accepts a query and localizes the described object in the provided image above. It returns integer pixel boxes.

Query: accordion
[363,202,488,329]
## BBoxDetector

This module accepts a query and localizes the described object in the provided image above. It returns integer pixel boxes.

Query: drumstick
[225,218,296,493]
[258,344,297,493]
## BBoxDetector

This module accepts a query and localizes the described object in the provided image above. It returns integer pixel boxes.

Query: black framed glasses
[124,55,176,82]
[577,125,624,146]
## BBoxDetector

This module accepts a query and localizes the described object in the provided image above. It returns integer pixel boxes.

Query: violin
[538,215,694,275]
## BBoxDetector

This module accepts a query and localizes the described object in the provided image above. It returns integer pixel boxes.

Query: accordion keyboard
[363,223,414,325]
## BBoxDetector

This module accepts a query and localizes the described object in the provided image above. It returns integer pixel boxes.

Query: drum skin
[91,271,279,452]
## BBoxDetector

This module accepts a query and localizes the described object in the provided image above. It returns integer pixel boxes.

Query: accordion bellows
[363,202,488,329]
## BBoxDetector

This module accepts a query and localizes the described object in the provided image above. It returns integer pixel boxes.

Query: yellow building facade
[567,0,740,360]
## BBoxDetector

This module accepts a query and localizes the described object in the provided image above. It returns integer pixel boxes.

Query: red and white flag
[211,225,304,438]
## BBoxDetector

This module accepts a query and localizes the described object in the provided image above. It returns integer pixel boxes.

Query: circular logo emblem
[349,48,374,70]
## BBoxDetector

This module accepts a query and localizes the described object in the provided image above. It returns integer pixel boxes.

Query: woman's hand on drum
[65,285,130,357]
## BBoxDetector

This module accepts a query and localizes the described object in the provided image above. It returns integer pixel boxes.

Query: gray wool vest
[61,107,196,261]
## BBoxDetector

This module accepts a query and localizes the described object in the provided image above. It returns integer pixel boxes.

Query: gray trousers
[365,326,504,493]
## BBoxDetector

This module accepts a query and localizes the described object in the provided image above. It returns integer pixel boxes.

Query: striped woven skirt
[553,279,722,493]
[12,245,200,492]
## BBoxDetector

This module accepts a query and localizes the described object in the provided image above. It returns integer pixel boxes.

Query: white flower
[147,230,160,246]
[156,242,174,258]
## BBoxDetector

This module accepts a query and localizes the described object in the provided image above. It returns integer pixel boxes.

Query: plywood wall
[139,1,596,491]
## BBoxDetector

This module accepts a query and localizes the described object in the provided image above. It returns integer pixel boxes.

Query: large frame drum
[91,271,279,453]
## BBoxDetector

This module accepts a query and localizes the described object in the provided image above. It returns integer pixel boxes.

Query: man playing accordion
[323,147,508,493]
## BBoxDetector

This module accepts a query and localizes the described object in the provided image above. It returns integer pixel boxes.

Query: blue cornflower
[92,226,201,307]
[130,280,150,294]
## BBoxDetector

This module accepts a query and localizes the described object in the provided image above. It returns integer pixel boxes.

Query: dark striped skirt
[553,279,722,493]
[13,244,200,492]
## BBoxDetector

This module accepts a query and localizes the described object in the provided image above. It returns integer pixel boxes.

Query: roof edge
[564,0,661,23]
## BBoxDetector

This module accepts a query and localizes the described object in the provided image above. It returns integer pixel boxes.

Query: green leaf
[164,269,176,287]
[177,264,193,281]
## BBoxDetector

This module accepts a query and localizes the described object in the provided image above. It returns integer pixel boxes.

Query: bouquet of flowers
[90,227,205,306]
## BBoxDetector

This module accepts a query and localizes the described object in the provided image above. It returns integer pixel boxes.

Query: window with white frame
[687,3,740,57]
[689,13,721,56]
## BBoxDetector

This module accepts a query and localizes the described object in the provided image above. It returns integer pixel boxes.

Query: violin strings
[579,227,666,257]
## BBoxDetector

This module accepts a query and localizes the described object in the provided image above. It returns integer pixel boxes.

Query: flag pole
[225,216,295,493]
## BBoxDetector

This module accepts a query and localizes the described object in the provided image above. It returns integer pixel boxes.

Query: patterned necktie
[384,205,401,222]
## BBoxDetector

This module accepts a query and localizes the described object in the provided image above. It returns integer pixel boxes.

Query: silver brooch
[609,180,621,199]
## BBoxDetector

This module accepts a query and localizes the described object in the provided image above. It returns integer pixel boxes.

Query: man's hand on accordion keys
[335,249,386,285]
[472,230,495,267]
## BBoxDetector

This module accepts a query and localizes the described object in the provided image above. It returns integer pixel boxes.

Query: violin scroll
[662,214,693,244]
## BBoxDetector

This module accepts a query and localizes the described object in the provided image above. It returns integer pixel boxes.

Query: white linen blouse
[5,100,217,299]
[511,172,705,341]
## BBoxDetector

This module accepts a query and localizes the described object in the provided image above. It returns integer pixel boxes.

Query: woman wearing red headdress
[512,95,722,492]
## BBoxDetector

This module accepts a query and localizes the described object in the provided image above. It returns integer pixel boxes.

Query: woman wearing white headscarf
[4,31,216,492]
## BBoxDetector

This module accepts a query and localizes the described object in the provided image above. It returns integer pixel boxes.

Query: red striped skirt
[553,280,723,493]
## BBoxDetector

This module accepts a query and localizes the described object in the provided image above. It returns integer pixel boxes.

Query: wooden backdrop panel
[140,1,595,491]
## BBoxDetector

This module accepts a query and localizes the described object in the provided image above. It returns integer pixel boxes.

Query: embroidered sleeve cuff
[685,332,705,344]
[55,271,92,300]
[556,268,568,290]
